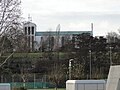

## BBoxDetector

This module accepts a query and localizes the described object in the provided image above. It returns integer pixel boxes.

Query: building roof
[66,80,106,84]
[35,31,92,36]
[0,83,10,86]
[24,21,36,26]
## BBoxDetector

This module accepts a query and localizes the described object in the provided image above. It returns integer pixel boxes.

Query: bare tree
[48,64,65,90]
[16,58,32,87]
[106,31,119,43]
[0,0,22,66]
[0,0,21,34]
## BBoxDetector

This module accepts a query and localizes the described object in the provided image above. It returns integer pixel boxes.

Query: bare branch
[0,52,14,67]
[0,0,22,61]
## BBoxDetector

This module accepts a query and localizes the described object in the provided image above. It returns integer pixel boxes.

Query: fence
[11,82,54,89]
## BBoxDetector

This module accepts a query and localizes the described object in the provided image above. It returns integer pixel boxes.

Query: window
[32,26,34,34]
[25,27,27,35]
[28,27,30,35]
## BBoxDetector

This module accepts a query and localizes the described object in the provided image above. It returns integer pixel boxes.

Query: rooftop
[66,80,106,84]
[35,31,93,36]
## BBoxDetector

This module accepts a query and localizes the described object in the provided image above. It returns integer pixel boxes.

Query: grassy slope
[28,88,65,90]
[2,52,68,59]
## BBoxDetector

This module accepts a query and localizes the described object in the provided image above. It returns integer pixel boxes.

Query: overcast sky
[21,0,120,36]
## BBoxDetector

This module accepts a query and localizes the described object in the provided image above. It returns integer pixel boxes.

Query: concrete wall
[75,83,105,90]
[106,65,120,90]
[66,80,105,90]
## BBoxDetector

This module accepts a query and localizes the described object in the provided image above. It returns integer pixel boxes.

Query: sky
[21,0,120,36]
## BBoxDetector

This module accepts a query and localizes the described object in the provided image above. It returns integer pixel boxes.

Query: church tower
[23,21,36,51]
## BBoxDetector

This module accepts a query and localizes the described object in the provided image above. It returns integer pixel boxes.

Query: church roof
[23,21,36,26]
[35,31,92,36]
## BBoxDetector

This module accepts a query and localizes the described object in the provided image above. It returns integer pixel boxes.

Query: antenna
[28,14,32,22]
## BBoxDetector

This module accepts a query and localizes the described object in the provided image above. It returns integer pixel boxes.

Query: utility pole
[110,46,113,66]
[89,50,92,79]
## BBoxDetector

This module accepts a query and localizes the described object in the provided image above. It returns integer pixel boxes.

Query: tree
[48,64,65,90]
[62,33,110,79]
[8,58,32,87]
[0,0,21,55]
[72,60,85,79]
[0,36,13,53]
[0,0,21,34]
[106,31,119,43]
[106,31,120,64]
[0,0,22,67]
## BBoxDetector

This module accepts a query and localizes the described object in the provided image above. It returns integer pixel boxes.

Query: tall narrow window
[62,36,65,46]
[25,27,27,35]
[32,26,34,34]
[28,27,30,35]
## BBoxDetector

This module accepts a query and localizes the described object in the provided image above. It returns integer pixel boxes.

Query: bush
[12,87,27,90]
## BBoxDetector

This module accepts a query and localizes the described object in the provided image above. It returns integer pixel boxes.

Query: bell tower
[23,20,36,51]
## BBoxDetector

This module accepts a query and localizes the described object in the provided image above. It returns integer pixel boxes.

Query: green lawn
[27,88,65,90]
[2,52,67,58]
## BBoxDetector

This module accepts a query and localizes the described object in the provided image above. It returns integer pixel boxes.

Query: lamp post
[110,47,112,65]
[89,50,92,79]
[69,59,74,80]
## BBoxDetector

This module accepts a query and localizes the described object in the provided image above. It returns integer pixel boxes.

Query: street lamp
[89,50,92,79]
[110,46,113,66]
[69,59,74,80]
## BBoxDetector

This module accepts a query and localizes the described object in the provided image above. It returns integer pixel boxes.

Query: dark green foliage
[2,33,120,88]
[0,36,13,54]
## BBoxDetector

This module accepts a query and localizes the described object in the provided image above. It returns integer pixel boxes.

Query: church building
[23,21,93,51]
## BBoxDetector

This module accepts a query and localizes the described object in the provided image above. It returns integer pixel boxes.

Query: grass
[27,88,65,90]
[1,52,68,59]
[2,53,42,58]
[13,53,42,58]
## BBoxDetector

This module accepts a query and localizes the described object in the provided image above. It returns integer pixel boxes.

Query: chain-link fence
[0,73,55,89]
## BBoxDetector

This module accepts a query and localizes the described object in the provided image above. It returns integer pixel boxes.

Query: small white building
[66,80,106,90]
[0,83,11,90]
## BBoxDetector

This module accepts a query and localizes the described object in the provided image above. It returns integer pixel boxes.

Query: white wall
[0,83,10,90]
[66,80,105,90]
